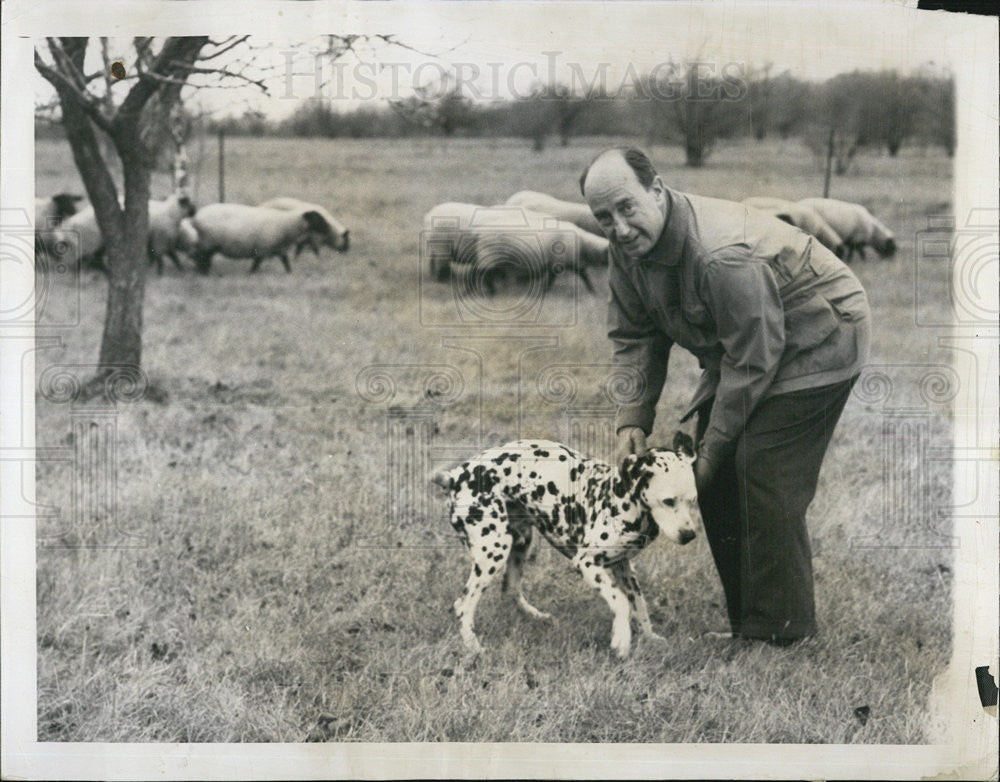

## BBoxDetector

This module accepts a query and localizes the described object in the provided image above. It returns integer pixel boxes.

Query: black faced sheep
[189,203,331,274]
[148,193,197,274]
[258,197,349,257]
[743,197,846,257]
[35,193,84,255]
[797,197,896,262]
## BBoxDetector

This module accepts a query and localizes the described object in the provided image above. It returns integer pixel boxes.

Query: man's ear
[672,430,695,458]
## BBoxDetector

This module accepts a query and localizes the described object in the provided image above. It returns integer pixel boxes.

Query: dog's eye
[663,498,676,508]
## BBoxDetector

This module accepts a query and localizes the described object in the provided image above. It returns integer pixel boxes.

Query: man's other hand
[615,427,649,470]
[694,455,716,497]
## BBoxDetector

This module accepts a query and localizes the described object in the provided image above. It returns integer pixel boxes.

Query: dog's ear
[672,430,695,458]
[617,455,633,489]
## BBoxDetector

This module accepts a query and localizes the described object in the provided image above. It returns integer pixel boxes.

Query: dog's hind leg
[503,525,554,622]
[610,560,666,644]
[452,496,513,654]
[571,552,633,658]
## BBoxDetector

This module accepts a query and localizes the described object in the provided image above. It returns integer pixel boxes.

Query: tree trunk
[685,136,704,167]
[98,148,149,371]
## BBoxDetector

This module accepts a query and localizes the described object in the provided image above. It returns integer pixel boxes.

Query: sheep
[503,190,605,237]
[797,197,896,262]
[422,201,609,295]
[47,204,105,270]
[35,193,84,255]
[177,217,199,256]
[743,197,846,257]
[148,193,197,274]
[189,203,332,274]
[258,197,349,257]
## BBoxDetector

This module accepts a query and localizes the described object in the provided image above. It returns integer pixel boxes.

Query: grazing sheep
[422,201,609,294]
[189,203,331,274]
[797,197,896,261]
[743,197,845,257]
[35,193,84,254]
[47,204,105,270]
[258,197,350,257]
[148,193,197,274]
[177,217,199,255]
[504,190,604,236]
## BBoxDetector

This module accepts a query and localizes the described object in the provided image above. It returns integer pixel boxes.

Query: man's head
[579,147,667,259]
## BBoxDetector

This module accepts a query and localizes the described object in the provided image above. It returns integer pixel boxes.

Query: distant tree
[917,72,955,157]
[644,60,748,167]
[859,70,924,156]
[541,82,590,147]
[747,63,773,141]
[768,72,811,139]
[804,71,869,176]
[390,75,474,137]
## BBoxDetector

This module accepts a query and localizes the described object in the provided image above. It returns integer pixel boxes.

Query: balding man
[580,146,870,645]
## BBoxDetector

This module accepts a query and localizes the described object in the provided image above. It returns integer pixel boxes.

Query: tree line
[204,66,955,168]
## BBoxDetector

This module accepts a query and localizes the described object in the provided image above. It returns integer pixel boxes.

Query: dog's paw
[610,630,633,659]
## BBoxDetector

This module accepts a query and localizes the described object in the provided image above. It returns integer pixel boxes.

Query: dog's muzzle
[678,529,696,545]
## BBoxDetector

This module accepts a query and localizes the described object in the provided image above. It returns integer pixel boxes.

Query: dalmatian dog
[432,432,700,659]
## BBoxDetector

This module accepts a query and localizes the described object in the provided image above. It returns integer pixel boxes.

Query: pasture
[35,135,955,743]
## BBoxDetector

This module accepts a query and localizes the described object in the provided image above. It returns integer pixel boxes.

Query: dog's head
[618,431,700,545]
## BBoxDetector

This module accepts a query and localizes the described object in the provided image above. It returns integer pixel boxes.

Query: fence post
[217,129,225,203]
[823,126,834,197]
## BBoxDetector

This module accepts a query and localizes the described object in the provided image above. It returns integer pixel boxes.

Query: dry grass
[35,135,954,743]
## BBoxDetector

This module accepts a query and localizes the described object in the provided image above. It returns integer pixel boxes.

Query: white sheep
[743,197,845,257]
[47,204,105,270]
[258,197,349,257]
[503,190,605,237]
[189,203,332,274]
[797,197,896,262]
[148,193,197,274]
[35,193,84,255]
[422,202,609,294]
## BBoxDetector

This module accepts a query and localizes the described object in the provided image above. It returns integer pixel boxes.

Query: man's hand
[615,427,649,470]
[694,455,716,497]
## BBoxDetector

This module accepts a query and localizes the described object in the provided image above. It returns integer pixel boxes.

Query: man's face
[583,155,667,259]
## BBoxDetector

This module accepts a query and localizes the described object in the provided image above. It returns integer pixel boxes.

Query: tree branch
[198,36,250,62]
[34,45,113,134]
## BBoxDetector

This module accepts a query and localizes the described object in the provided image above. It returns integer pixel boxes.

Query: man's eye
[621,204,636,216]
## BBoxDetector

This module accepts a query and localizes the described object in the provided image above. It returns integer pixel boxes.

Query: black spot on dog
[547,481,558,496]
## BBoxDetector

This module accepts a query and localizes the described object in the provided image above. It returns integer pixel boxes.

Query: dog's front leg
[572,552,632,659]
[610,560,666,644]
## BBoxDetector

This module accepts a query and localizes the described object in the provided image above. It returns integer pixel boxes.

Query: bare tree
[34,36,262,397]
[747,63,773,141]
[644,59,747,168]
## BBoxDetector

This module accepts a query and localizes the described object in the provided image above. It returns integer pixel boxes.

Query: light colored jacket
[608,187,871,467]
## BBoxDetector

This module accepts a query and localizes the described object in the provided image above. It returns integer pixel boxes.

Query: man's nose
[612,213,631,237]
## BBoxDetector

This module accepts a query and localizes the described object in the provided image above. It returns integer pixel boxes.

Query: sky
[32,2,957,120]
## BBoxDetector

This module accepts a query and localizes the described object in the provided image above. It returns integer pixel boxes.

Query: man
[580,146,871,644]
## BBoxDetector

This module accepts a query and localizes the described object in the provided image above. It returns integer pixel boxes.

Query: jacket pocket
[782,292,841,353]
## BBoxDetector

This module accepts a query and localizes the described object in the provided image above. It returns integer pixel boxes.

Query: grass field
[34,135,956,743]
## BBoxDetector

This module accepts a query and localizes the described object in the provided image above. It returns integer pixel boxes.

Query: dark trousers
[695,376,857,640]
